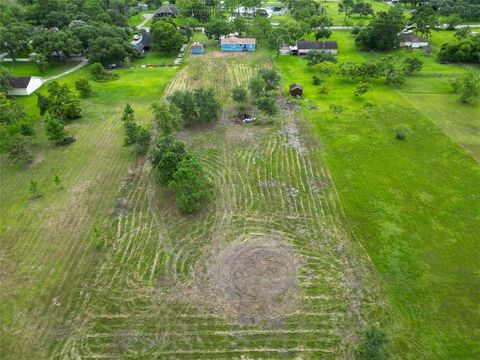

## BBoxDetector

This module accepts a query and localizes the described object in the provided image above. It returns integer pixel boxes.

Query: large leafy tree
[355,7,405,51]
[169,157,213,213]
[32,28,83,62]
[40,81,82,122]
[151,101,182,136]
[88,36,133,65]
[151,20,186,53]
[205,17,234,40]
[0,23,31,61]
[410,6,438,38]
[338,0,355,22]
[0,66,12,94]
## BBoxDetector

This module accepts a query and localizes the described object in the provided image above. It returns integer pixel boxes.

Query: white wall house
[8,76,43,96]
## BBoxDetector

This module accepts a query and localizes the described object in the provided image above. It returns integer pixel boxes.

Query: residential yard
[0,62,178,359]
[275,30,480,358]
[128,10,153,27]
[1,60,82,78]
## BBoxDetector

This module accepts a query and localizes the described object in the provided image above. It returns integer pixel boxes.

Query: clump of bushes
[356,326,388,360]
[75,78,92,98]
[90,62,119,81]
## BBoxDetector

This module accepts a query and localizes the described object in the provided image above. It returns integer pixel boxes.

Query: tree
[257,97,279,116]
[193,88,221,123]
[42,81,82,122]
[89,62,118,81]
[313,61,337,76]
[32,29,83,63]
[75,78,92,98]
[36,94,50,116]
[168,88,220,126]
[151,20,186,52]
[233,17,249,35]
[30,53,49,74]
[29,180,41,198]
[53,174,62,188]
[354,81,372,96]
[403,57,423,74]
[0,23,30,61]
[356,326,388,360]
[157,149,190,185]
[0,93,27,125]
[446,14,461,30]
[205,17,233,39]
[0,66,12,94]
[268,27,293,56]
[258,68,281,93]
[454,27,472,40]
[151,101,181,136]
[232,86,248,105]
[7,135,33,164]
[315,28,332,40]
[338,0,354,22]
[169,156,212,213]
[352,2,374,17]
[252,17,272,46]
[45,116,76,146]
[249,76,266,97]
[355,8,405,51]
[309,16,333,28]
[134,126,151,155]
[451,72,480,104]
[88,36,133,65]
[384,65,406,87]
[411,6,438,38]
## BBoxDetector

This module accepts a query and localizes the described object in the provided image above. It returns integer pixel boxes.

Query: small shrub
[312,75,321,85]
[318,83,330,95]
[75,78,92,98]
[396,129,407,140]
[29,180,41,198]
[356,326,388,360]
[90,226,106,250]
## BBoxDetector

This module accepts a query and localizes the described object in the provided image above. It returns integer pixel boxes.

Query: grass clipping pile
[209,237,299,325]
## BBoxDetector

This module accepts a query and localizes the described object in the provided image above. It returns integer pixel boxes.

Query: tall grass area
[0,63,177,358]
[275,31,480,358]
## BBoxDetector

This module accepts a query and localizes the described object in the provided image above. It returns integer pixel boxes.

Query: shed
[297,40,338,55]
[220,37,256,52]
[191,42,205,54]
[7,76,43,96]
[289,83,303,97]
[399,33,429,48]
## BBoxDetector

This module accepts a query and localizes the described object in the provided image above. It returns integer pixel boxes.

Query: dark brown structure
[289,83,303,97]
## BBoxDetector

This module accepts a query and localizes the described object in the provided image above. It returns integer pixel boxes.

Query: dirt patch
[27,156,45,168]
[209,237,299,325]
[280,120,307,153]
[206,51,251,58]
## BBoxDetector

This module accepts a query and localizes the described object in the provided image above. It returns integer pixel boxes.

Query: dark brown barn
[289,83,303,97]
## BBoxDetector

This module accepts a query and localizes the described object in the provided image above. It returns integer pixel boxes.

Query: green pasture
[275,30,480,358]
[1,60,82,78]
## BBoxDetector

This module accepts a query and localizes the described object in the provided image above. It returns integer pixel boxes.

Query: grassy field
[1,60,82,78]
[0,61,178,358]
[50,52,383,359]
[1,49,385,358]
[275,30,480,358]
[128,10,153,27]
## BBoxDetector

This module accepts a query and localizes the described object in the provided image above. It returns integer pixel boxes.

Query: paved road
[43,58,89,82]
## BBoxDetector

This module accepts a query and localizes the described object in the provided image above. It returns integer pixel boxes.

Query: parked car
[133,34,140,41]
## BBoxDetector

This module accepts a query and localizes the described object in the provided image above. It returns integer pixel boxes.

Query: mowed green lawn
[0,61,177,358]
[275,31,480,358]
[2,60,82,78]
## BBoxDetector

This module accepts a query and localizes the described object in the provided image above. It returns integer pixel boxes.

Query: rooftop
[9,77,32,89]
[297,40,338,50]
[221,37,256,45]
[400,32,428,43]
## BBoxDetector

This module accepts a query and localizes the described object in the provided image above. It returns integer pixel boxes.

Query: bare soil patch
[206,51,251,58]
[209,237,299,325]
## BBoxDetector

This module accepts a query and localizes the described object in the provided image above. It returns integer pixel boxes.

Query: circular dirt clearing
[209,237,298,324]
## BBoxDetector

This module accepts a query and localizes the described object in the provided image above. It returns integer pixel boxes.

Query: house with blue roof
[220,37,255,52]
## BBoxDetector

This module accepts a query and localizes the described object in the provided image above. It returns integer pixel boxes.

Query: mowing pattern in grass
[0,65,177,358]
[165,56,270,101]
[56,58,380,359]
